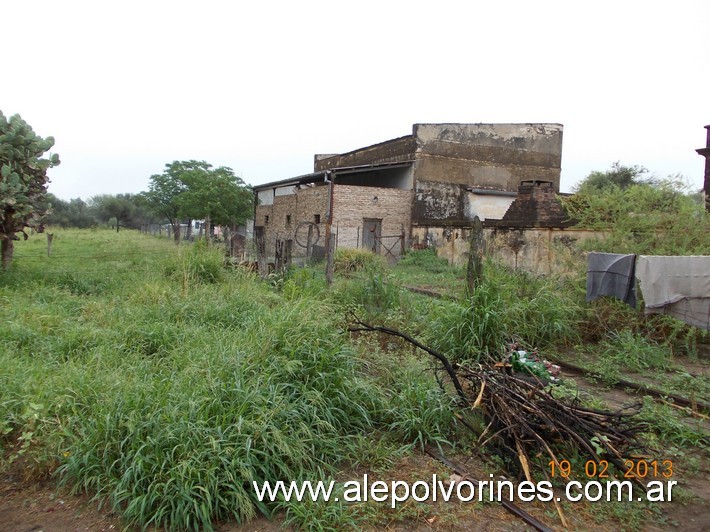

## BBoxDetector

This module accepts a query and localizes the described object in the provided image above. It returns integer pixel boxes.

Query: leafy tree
[44,194,98,228]
[144,160,253,244]
[177,164,253,242]
[92,194,138,232]
[0,111,59,269]
[143,161,196,244]
[573,162,653,193]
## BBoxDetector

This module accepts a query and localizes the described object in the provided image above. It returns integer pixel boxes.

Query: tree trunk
[186,219,193,241]
[1,238,14,270]
[205,216,212,245]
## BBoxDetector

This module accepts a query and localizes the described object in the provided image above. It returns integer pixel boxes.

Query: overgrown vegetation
[0,229,458,530]
[1,216,707,530]
[418,261,581,361]
[563,165,709,255]
[333,248,385,273]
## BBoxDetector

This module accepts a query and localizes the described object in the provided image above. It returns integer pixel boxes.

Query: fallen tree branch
[347,314,469,405]
[348,316,650,487]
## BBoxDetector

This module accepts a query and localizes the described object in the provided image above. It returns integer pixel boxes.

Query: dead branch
[348,316,650,486]
[347,314,469,405]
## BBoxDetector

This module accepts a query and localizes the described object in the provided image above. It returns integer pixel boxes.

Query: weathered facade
[254,123,564,261]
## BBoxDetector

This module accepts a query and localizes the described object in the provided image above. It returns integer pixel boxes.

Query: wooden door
[362,218,382,253]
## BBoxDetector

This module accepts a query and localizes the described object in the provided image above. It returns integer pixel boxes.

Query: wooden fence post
[285,239,293,271]
[275,239,283,273]
[325,233,335,286]
[255,226,268,278]
[400,225,406,257]
[46,233,54,257]
[466,216,484,296]
[306,224,313,259]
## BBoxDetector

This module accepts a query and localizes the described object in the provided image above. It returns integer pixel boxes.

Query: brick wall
[333,184,412,256]
[496,180,573,228]
[255,185,329,259]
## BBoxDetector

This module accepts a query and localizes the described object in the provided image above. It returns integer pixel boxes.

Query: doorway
[362,218,382,253]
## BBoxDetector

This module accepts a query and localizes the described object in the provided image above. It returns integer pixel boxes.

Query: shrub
[333,248,385,273]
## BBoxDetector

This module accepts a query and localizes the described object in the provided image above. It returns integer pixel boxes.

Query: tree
[573,162,653,193]
[92,194,137,232]
[144,160,253,245]
[177,164,253,243]
[0,111,59,269]
[143,161,198,244]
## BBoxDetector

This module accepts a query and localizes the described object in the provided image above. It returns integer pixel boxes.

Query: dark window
[264,215,269,224]
[286,215,292,225]
[314,214,321,224]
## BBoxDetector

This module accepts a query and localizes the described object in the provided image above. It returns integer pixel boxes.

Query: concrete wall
[487,227,601,275]
[314,136,417,171]
[411,123,563,226]
[411,225,602,275]
[333,184,412,257]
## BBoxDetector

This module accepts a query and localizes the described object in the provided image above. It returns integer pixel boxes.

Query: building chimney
[498,180,573,228]
[695,125,710,212]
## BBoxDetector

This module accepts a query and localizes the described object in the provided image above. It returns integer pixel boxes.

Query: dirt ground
[1,364,708,532]
[2,443,708,532]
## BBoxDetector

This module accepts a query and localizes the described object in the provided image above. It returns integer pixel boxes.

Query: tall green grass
[420,261,581,362]
[1,229,456,530]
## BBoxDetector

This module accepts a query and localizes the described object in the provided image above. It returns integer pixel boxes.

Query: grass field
[1,229,708,531]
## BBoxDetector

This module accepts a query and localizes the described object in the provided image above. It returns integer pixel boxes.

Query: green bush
[333,248,385,273]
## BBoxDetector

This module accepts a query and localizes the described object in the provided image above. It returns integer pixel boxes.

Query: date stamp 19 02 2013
[549,459,673,479]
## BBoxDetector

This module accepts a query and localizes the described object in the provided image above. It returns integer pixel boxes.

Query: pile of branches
[348,316,649,485]
[456,364,646,483]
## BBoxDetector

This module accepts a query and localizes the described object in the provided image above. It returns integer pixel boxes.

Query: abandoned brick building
[253,123,565,262]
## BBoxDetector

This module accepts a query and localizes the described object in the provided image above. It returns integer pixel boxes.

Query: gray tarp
[636,255,710,330]
[586,252,637,308]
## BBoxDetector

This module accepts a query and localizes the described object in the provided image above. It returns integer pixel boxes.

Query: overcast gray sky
[4,0,709,199]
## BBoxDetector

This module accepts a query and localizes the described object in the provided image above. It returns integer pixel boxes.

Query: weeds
[333,248,385,274]
[1,229,456,530]
[637,398,708,448]
[421,261,580,362]
[397,248,451,272]
[164,238,224,286]
[1,228,705,531]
